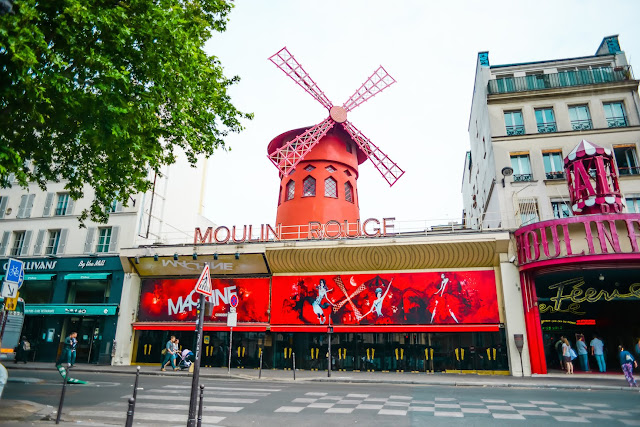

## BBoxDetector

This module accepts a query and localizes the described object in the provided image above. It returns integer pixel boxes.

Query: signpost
[227,295,238,373]
[1,258,23,348]
[187,264,211,427]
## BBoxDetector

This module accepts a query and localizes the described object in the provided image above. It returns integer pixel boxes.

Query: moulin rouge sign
[194,217,396,244]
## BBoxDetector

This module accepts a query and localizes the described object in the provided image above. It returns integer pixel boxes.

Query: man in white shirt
[590,335,606,372]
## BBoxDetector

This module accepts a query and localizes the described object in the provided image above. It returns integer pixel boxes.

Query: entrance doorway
[65,317,103,364]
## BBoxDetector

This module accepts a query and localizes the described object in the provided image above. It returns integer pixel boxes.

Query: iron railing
[571,119,593,131]
[537,122,557,133]
[606,116,628,128]
[545,171,565,180]
[506,125,525,136]
[488,66,633,94]
[513,174,533,182]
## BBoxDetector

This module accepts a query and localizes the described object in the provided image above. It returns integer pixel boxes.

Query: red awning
[132,322,268,332]
[269,324,501,333]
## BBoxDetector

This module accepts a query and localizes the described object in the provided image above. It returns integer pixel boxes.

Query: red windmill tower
[267,47,404,238]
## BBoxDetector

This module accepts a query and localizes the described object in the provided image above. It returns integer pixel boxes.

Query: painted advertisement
[271,271,498,325]
[138,278,269,322]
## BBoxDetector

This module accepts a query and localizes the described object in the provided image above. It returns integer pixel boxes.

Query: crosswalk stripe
[166,385,281,392]
[149,389,270,397]
[115,403,243,413]
[127,394,257,404]
[68,410,225,424]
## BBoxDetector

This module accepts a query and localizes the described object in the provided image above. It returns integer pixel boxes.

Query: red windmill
[267,47,404,238]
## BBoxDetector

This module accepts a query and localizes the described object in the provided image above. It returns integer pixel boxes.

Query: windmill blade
[342,121,405,186]
[269,47,333,111]
[342,66,396,112]
[268,117,335,176]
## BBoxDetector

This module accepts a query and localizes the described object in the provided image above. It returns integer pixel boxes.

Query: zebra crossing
[66,384,283,426]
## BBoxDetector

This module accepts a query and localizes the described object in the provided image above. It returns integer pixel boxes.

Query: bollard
[292,352,296,380]
[124,397,135,427]
[196,384,205,427]
[259,349,263,379]
[55,365,71,424]
[132,366,141,401]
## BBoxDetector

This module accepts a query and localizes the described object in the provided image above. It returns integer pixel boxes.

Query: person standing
[576,335,590,372]
[562,337,574,374]
[590,335,606,373]
[617,345,638,387]
[61,332,78,367]
[14,336,30,364]
[555,335,565,370]
[161,336,178,371]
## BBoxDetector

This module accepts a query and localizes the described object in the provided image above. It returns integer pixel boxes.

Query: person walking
[576,335,590,372]
[161,336,179,371]
[590,335,606,373]
[618,345,638,387]
[14,336,30,364]
[554,335,565,371]
[562,337,574,374]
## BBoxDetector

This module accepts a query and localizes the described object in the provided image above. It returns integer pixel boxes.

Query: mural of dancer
[363,279,393,318]
[429,273,461,323]
[312,279,335,324]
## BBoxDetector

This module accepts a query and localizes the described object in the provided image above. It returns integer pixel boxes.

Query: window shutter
[33,230,45,255]
[0,231,9,255]
[108,226,120,252]
[17,195,27,218]
[0,196,7,219]
[58,229,68,254]
[25,194,35,218]
[43,193,54,217]
[66,198,75,215]
[116,201,123,212]
[20,230,32,256]
[84,227,96,253]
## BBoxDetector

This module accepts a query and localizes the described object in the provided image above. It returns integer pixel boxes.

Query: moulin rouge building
[116,48,530,376]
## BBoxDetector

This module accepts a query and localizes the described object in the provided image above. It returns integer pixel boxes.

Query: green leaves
[0,0,250,224]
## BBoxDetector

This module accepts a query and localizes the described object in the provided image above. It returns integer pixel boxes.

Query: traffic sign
[229,294,238,308]
[1,281,18,299]
[5,258,24,287]
[4,293,18,311]
[227,312,237,327]
[194,264,212,296]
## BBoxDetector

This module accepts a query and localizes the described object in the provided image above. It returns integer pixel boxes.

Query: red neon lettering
[194,227,213,245]
[214,226,230,244]
[324,220,342,239]
[594,220,621,253]
[232,225,247,243]
[541,224,562,258]
[308,222,322,239]
[624,219,640,252]
[362,218,381,237]
[383,217,396,236]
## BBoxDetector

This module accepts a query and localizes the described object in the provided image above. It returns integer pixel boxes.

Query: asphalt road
[3,369,640,426]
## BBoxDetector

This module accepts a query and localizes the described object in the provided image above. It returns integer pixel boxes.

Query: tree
[0,0,252,224]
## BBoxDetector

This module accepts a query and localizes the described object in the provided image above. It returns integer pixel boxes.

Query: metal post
[124,397,135,427]
[55,366,71,424]
[132,366,141,401]
[0,310,7,348]
[292,352,296,380]
[327,317,332,378]
[259,348,263,379]
[228,328,233,374]
[187,293,206,427]
[196,384,205,427]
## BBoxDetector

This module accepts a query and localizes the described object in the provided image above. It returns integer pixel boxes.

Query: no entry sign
[229,294,238,308]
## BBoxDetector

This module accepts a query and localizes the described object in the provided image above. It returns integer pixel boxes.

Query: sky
[201,0,640,231]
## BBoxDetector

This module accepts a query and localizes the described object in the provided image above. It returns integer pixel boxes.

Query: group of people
[554,334,639,387]
[160,335,194,371]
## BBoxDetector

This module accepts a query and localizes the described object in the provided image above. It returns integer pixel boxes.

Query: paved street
[2,368,640,426]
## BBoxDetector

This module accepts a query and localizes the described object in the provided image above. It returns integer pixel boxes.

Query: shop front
[2,256,124,364]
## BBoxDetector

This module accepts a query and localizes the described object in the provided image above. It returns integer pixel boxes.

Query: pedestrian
[634,338,640,359]
[60,332,78,367]
[554,335,565,371]
[576,335,590,372]
[14,336,30,364]
[562,337,574,374]
[617,345,638,387]
[161,336,179,371]
[590,335,606,372]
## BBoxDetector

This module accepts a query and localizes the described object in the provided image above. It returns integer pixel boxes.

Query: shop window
[510,153,533,182]
[627,197,640,213]
[19,280,54,304]
[325,177,337,198]
[345,182,354,203]
[543,151,564,179]
[603,101,627,127]
[504,110,524,135]
[569,105,592,130]
[67,280,110,304]
[551,201,572,218]
[302,176,316,197]
[614,145,639,176]
[285,180,295,201]
[535,107,556,133]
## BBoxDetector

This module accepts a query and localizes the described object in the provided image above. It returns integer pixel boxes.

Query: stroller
[177,348,195,370]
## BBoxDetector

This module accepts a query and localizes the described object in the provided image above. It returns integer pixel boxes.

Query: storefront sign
[138,277,269,322]
[271,271,499,326]
[24,304,118,316]
[193,217,396,244]
[133,254,269,277]
[515,214,640,266]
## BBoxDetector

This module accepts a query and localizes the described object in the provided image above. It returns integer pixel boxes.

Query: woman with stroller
[161,336,179,371]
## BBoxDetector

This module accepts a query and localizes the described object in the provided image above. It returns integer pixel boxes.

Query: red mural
[271,271,499,325]
[138,278,269,322]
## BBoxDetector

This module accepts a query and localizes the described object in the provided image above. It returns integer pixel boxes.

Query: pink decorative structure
[564,139,624,215]
[267,47,404,187]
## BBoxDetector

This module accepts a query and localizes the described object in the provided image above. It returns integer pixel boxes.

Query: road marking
[305,392,327,396]
[275,406,305,413]
[148,389,270,397]
[493,413,526,420]
[409,406,435,412]
[346,394,369,398]
[126,395,257,404]
[292,398,317,403]
[461,408,490,414]
[389,395,412,400]
[434,411,462,418]
[307,403,334,408]
[167,385,280,392]
[482,399,507,403]
[131,403,243,413]
[326,407,354,414]
[379,409,408,416]
[69,410,225,424]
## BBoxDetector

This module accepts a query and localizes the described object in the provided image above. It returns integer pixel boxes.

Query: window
[510,153,533,182]
[326,165,337,173]
[345,141,352,153]
[96,228,112,253]
[10,231,25,256]
[285,180,295,201]
[345,182,354,203]
[614,145,640,175]
[627,198,640,213]
[543,151,564,179]
[67,280,110,304]
[16,194,35,218]
[504,111,524,135]
[0,196,6,219]
[551,201,572,218]
[45,230,61,255]
[302,176,316,197]
[325,177,337,198]
[604,102,627,127]
[19,280,54,304]
[304,165,316,172]
[55,193,70,215]
[569,105,592,130]
[535,108,556,133]
[278,187,282,206]
[518,198,539,226]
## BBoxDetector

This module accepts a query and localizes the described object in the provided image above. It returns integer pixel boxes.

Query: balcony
[606,116,628,128]
[571,119,593,131]
[537,122,557,133]
[506,125,525,136]
[545,171,565,180]
[513,174,533,182]
[488,66,632,94]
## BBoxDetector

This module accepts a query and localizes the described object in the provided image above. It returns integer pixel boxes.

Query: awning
[64,273,111,280]
[132,322,268,332]
[24,304,118,316]
[24,273,56,281]
[269,324,502,333]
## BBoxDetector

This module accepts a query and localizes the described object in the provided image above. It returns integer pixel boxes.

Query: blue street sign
[5,258,24,285]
